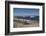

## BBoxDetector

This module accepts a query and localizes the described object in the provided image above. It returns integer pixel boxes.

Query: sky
[13,8,39,16]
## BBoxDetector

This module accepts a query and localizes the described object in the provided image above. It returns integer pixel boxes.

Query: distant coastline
[14,16,39,21]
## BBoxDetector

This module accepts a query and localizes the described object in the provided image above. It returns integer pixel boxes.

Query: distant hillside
[14,16,39,21]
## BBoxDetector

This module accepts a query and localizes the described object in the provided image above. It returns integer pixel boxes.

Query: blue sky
[13,8,39,16]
